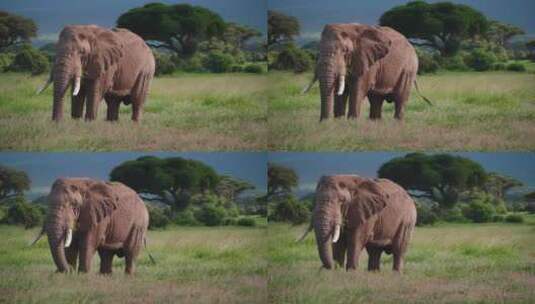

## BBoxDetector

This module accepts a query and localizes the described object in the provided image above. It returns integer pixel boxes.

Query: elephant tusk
[332,224,341,243]
[36,78,52,95]
[64,228,72,248]
[72,76,81,96]
[296,223,313,242]
[301,76,317,94]
[336,75,345,96]
[29,228,45,246]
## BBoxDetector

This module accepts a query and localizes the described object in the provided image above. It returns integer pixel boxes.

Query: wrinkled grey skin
[313,23,418,121]
[41,25,155,122]
[37,178,149,275]
[306,175,416,272]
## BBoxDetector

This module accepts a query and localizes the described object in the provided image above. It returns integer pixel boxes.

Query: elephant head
[39,25,124,121]
[43,178,92,272]
[317,24,392,120]
[312,175,387,269]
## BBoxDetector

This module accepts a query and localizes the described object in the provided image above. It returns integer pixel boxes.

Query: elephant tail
[414,80,433,106]
[144,237,156,265]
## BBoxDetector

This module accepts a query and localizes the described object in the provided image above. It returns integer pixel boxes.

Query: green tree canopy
[215,175,255,201]
[267,163,298,199]
[0,10,37,50]
[109,156,220,209]
[378,153,488,208]
[116,3,226,57]
[268,10,300,47]
[0,165,30,201]
[483,173,522,199]
[379,1,489,56]
[486,20,525,47]
[223,22,262,50]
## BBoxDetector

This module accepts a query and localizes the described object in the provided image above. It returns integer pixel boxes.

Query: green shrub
[465,48,497,71]
[0,53,14,72]
[230,64,243,72]
[525,202,535,214]
[415,202,438,226]
[506,63,526,72]
[492,63,506,70]
[172,209,200,226]
[8,45,49,75]
[223,217,238,225]
[271,44,313,73]
[237,217,256,227]
[417,50,439,74]
[153,52,176,76]
[147,206,171,229]
[4,199,44,229]
[438,54,468,71]
[195,204,227,226]
[269,196,310,225]
[505,214,524,223]
[463,201,495,223]
[243,63,266,74]
[442,206,467,222]
[492,215,505,222]
[203,51,235,73]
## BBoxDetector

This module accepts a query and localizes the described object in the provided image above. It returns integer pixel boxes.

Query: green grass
[268,71,535,151]
[0,225,267,304]
[268,216,535,304]
[0,72,267,151]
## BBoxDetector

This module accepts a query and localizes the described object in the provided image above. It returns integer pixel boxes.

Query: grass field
[268,215,535,304]
[0,224,267,304]
[0,73,267,151]
[268,71,535,151]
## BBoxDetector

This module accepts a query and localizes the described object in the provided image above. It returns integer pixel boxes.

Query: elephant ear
[350,179,388,223]
[79,184,118,227]
[353,27,392,76]
[86,30,124,78]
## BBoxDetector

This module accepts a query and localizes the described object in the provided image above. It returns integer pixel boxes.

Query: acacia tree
[267,163,298,199]
[268,10,300,47]
[0,165,30,201]
[215,175,255,202]
[116,3,226,57]
[378,153,488,208]
[483,173,522,199]
[109,156,220,210]
[486,20,524,47]
[0,11,37,50]
[379,1,489,56]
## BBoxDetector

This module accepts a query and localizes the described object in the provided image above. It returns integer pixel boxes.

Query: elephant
[299,175,416,272]
[303,23,429,121]
[37,25,155,122]
[31,178,150,275]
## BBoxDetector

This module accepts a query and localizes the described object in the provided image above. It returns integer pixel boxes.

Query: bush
[271,44,313,73]
[8,45,49,75]
[438,54,468,71]
[463,201,495,223]
[243,63,266,74]
[237,217,256,227]
[417,50,439,74]
[230,64,243,72]
[465,48,497,71]
[4,199,44,229]
[525,202,535,214]
[415,202,438,226]
[492,215,505,222]
[506,63,526,72]
[147,206,171,229]
[0,53,14,72]
[505,214,524,223]
[203,51,235,73]
[153,52,176,76]
[172,209,200,226]
[195,204,227,226]
[269,196,310,225]
[492,63,506,70]
[223,217,238,225]
[442,206,467,222]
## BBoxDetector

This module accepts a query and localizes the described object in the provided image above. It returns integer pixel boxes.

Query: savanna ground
[0,72,267,151]
[268,214,535,304]
[268,66,535,151]
[0,222,267,304]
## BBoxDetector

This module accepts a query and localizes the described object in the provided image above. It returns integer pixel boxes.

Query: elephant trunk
[52,55,81,121]
[314,201,343,269]
[45,205,72,272]
[318,59,335,121]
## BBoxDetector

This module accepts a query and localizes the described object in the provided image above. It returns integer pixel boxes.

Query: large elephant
[299,175,416,272]
[32,178,150,274]
[38,25,155,122]
[304,23,422,121]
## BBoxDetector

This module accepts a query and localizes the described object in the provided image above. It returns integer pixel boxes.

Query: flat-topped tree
[116,3,226,57]
[0,165,30,202]
[379,1,489,56]
[0,10,37,51]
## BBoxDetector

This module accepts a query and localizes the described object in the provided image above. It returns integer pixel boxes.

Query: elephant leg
[105,96,120,121]
[368,93,384,120]
[78,232,97,273]
[332,231,347,268]
[130,73,151,122]
[394,74,413,120]
[71,84,86,119]
[346,228,364,270]
[366,247,382,271]
[393,253,404,273]
[347,79,368,119]
[98,249,114,274]
[84,80,103,121]
[125,254,136,275]
[334,86,349,118]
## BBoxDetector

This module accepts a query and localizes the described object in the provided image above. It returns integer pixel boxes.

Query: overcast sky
[268,0,535,40]
[0,152,267,199]
[0,0,267,43]
[269,152,535,194]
